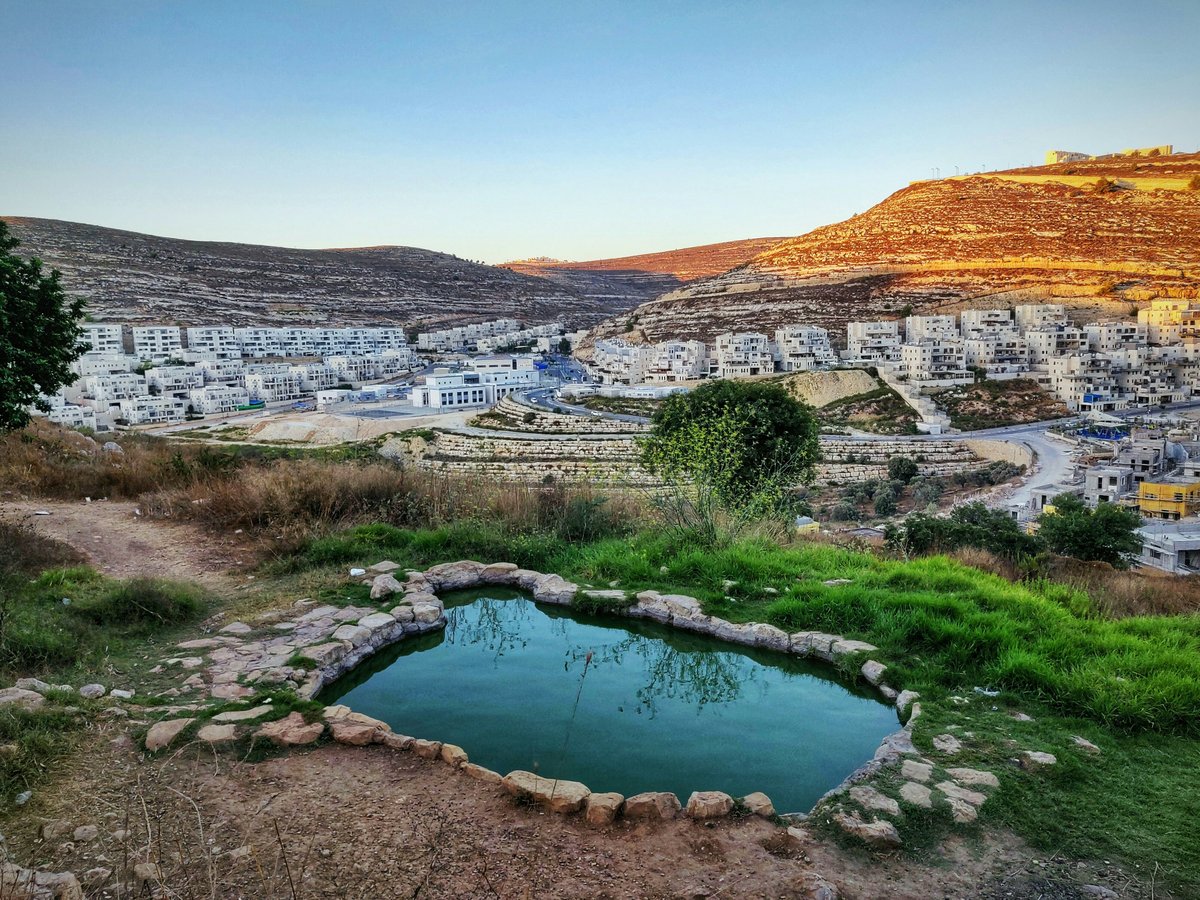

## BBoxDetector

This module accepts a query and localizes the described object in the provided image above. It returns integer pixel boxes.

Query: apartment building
[1084,465,1135,506]
[1014,304,1067,332]
[187,385,251,415]
[1045,353,1125,412]
[81,373,148,407]
[959,309,1014,337]
[714,332,775,378]
[194,359,247,384]
[904,315,957,342]
[1026,324,1088,366]
[844,321,902,364]
[1085,321,1147,352]
[645,340,709,383]
[1115,438,1168,483]
[410,357,541,409]
[185,326,241,359]
[774,326,837,372]
[144,365,204,398]
[1137,523,1200,574]
[963,332,1029,373]
[1138,480,1200,521]
[591,338,656,385]
[416,319,522,352]
[132,326,184,362]
[117,395,187,425]
[244,369,303,402]
[79,323,125,357]
[899,338,970,383]
[289,362,340,392]
[1137,299,1198,345]
[72,355,137,377]
[235,327,285,358]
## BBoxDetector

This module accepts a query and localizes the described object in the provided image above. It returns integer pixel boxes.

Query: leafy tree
[885,502,1040,560]
[641,380,820,544]
[887,456,918,483]
[873,492,898,517]
[0,221,86,430]
[1037,494,1143,568]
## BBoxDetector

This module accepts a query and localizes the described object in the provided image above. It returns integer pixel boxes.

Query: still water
[319,587,897,813]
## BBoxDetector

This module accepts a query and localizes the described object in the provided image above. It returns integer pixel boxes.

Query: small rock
[368,560,402,575]
[256,712,324,746]
[410,738,443,759]
[1072,735,1101,755]
[796,872,840,900]
[860,660,887,685]
[685,790,734,820]
[0,688,45,710]
[932,733,962,755]
[381,733,415,751]
[72,824,99,842]
[585,792,624,826]
[220,622,252,634]
[1021,750,1058,769]
[197,723,238,744]
[82,867,112,888]
[440,743,468,768]
[349,567,367,577]
[330,720,382,746]
[1009,710,1034,722]
[899,781,932,808]
[145,717,194,751]
[623,791,681,821]
[900,759,932,782]
[79,684,106,700]
[110,689,135,700]
[946,767,1000,788]
[945,797,979,823]
[212,705,273,723]
[41,819,74,840]
[849,785,901,817]
[370,574,404,600]
[132,862,161,886]
[1080,886,1119,900]
[936,781,987,807]
[501,771,591,814]
[460,763,502,784]
[832,811,901,848]
[741,791,775,817]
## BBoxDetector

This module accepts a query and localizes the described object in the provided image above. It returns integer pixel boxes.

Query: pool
[318,587,898,813]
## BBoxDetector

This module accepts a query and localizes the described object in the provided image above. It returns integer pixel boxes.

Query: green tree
[885,501,1040,560]
[1037,494,1143,568]
[0,221,86,430]
[886,455,919,483]
[640,380,820,544]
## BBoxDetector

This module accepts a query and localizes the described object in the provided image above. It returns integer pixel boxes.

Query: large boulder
[501,771,591,814]
[531,574,578,605]
[481,562,519,584]
[741,791,775,817]
[425,560,484,590]
[685,791,734,820]
[0,688,46,710]
[585,792,624,826]
[623,791,681,821]
[370,574,403,600]
[832,811,901,849]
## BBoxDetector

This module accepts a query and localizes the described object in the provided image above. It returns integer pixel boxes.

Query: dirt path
[1,498,250,592]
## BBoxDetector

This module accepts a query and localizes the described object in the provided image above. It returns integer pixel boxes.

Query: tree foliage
[640,380,820,544]
[887,455,919,483]
[1037,494,1143,569]
[0,220,86,431]
[885,501,1040,560]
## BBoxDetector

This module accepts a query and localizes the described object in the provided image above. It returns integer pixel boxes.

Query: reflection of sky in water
[323,590,898,813]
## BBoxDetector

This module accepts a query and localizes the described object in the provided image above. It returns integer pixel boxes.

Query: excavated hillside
[586,152,1200,347]
[3,217,620,328]
[503,237,788,305]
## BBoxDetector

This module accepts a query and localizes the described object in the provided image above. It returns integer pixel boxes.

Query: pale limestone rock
[358,612,396,630]
[481,562,519,583]
[411,738,443,759]
[322,704,351,720]
[412,603,442,624]
[213,704,272,723]
[623,791,681,821]
[177,638,224,650]
[79,684,106,700]
[331,624,371,647]
[210,683,253,701]
[849,784,901,817]
[368,560,401,575]
[946,767,1000,788]
[830,638,878,658]
[132,863,161,887]
[256,712,323,746]
[585,792,624,826]
[532,573,578,605]
[1072,735,1101,754]
[425,560,484,590]
[502,770,591,813]
[197,723,238,744]
[936,781,987,807]
[1021,750,1057,769]
[370,574,403,600]
[899,781,932,808]
[390,605,416,624]
[860,660,887,685]
[901,759,933,782]
[742,791,775,817]
[0,688,45,710]
[945,797,978,824]
[221,622,252,634]
[440,743,468,767]
[72,824,99,842]
[40,819,73,840]
[932,733,962,754]
[145,717,193,751]
[330,721,378,745]
[748,623,790,651]
[381,733,415,751]
[832,811,901,848]
[895,690,920,716]
[686,790,734,819]
[796,872,840,900]
[461,763,503,784]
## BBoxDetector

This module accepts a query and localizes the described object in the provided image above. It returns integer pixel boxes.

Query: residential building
[960,309,1014,337]
[235,328,284,358]
[185,326,241,359]
[591,338,656,385]
[645,340,709,383]
[1136,523,1200,574]
[1014,304,1067,333]
[1115,438,1169,483]
[1138,479,1200,521]
[117,395,187,425]
[410,358,540,409]
[79,323,125,357]
[899,338,970,383]
[1045,353,1125,412]
[904,315,957,342]
[1026,324,1088,365]
[1085,321,1147,352]
[713,332,775,377]
[81,373,147,407]
[187,385,250,415]
[132,326,183,362]
[774,326,837,372]
[844,321,902,364]
[1084,465,1135,506]
[195,359,247,384]
[244,369,303,402]
[144,365,204,398]
[288,362,339,392]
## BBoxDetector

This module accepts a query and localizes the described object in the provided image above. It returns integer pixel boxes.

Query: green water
[319,588,898,813]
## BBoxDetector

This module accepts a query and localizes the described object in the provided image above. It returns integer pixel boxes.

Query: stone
[849,785,901,817]
[79,684,106,700]
[899,781,932,808]
[210,683,253,701]
[686,790,734,819]
[1010,710,1035,722]
[829,638,878,658]
[331,624,372,647]
[440,743,468,768]
[41,819,74,840]
[832,811,901,848]
[741,791,775,817]
[31,870,84,900]
[1080,886,1120,900]
[132,863,162,887]
[481,562,519,583]
[411,739,443,759]
[932,733,962,755]
[1021,750,1057,769]
[16,677,71,694]
[748,623,791,651]
[461,763,503,784]
[358,612,396,630]
[368,560,402,575]
[322,705,351,720]
[304,642,347,668]
[349,567,367,577]
[425,560,484,590]
[585,792,624,826]
[946,767,1000,788]
[860,660,887,685]
[177,638,224,650]
[213,704,273,723]
[1072,735,1101,754]
[82,867,112,888]
[532,573,578,605]
[72,824,99,842]
[412,603,442,625]
[381,733,415,751]
[390,605,416,624]
[145,717,194,751]
[785,825,811,844]
[256,712,323,746]
[796,872,840,900]
[623,791,681,821]
[220,622,252,634]
[936,781,987,808]
[0,688,45,710]
[501,770,591,814]
[370,574,404,600]
[197,723,238,744]
[945,798,978,824]
[895,690,920,717]
[330,720,382,746]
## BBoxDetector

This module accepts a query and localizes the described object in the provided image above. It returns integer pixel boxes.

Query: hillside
[586,152,1200,346]
[502,237,788,305]
[2,217,627,328]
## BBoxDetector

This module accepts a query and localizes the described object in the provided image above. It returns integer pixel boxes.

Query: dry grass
[1045,556,1200,618]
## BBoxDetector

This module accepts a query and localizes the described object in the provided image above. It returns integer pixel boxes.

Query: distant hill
[502,237,788,305]
[585,152,1200,347]
[3,217,627,328]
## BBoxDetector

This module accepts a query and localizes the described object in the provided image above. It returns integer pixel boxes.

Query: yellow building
[1138,480,1200,521]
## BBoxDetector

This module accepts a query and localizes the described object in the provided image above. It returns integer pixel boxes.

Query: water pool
[319,587,897,813]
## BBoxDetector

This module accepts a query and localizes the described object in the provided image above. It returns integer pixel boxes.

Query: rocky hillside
[502,237,787,305]
[587,152,1200,346]
[3,217,626,328]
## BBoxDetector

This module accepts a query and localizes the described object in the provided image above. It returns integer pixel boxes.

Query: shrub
[72,577,208,628]
[887,456,918,483]
[1188,174,1200,191]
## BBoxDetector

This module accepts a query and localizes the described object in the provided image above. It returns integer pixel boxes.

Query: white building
[416,318,522,352]
[960,309,1014,337]
[81,373,147,407]
[1085,321,1147,352]
[195,359,247,384]
[1014,304,1068,333]
[244,368,303,402]
[774,326,836,372]
[235,328,285,358]
[410,357,541,409]
[289,362,340,392]
[144,365,204,397]
[132,326,183,362]
[845,321,902,364]
[186,326,241,359]
[1026,324,1088,366]
[591,338,656,385]
[187,385,250,415]
[79,323,124,357]
[645,340,709,383]
[904,315,958,342]
[1045,353,1127,412]
[117,395,188,425]
[899,338,971,383]
[713,332,775,378]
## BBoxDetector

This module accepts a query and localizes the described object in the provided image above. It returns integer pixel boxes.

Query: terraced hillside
[586,152,1200,347]
[503,237,788,305]
[3,217,624,328]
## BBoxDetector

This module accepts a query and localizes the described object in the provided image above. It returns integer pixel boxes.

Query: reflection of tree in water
[443,599,531,664]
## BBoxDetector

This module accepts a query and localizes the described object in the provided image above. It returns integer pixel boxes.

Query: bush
[829,501,859,522]
[1188,174,1200,191]
[886,502,1040,560]
[1037,495,1142,568]
[72,577,208,629]
[887,456,919,483]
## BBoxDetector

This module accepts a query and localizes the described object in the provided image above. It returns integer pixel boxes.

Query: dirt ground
[0,500,1161,899]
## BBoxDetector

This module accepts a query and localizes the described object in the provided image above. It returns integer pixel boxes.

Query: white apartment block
[477,323,563,353]
[775,326,837,372]
[963,332,1029,373]
[904,315,958,342]
[1014,304,1067,332]
[325,356,375,385]
[591,338,657,385]
[81,373,147,406]
[117,395,187,425]
[187,385,250,415]
[416,319,522,352]
[960,309,1014,337]
[195,359,247,384]
[645,340,710,383]
[714,332,775,378]
[1085,321,1147,352]
[1045,353,1126,412]
[244,369,303,402]
[132,326,183,362]
[47,403,98,430]
[411,357,541,409]
[72,355,137,377]
[1137,299,1197,345]
[186,326,241,359]
[144,365,204,397]
[845,321,902,364]
[899,338,970,383]
[235,328,285,358]
[289,362,340,392]
[79,323,124,357]
[1025,324,1088,366]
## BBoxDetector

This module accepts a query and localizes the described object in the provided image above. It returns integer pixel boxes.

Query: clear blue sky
[4,0,1198,263]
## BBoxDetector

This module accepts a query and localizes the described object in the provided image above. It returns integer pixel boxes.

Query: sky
[3,0,1199,263]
